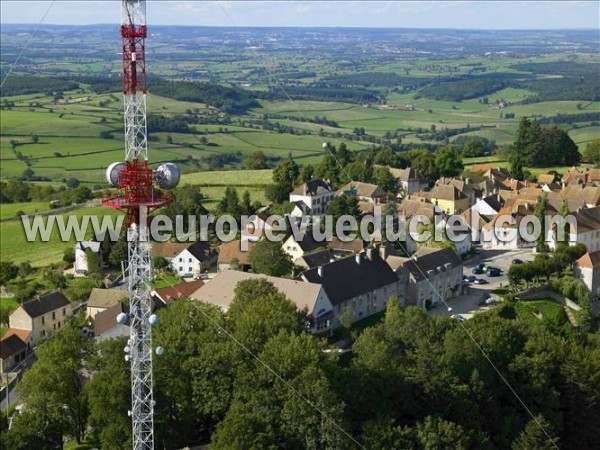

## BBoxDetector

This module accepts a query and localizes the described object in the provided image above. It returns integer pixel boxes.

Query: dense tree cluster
[0,75,79,97]
[0,180,93,206]
[513,117,580,167]
[582,139,600,167]
[4,287,599,449]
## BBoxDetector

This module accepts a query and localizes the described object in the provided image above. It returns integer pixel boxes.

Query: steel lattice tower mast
[102,1,178,449]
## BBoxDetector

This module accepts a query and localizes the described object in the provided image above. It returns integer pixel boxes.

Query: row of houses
[1,291,73,372]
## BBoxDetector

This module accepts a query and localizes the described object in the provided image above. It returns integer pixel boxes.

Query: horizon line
[1,22,599,32]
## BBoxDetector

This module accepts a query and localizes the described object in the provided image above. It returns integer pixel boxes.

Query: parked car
[486,268,501,277]
[473,278,488,285]
[198,273,209,280]
[512,259,523,264]
[467,275,476,282]
[451,314,467,322]
[484,297,498,305]
[472,267,484,275]
[182,272,194,279]
[475,262,486,270]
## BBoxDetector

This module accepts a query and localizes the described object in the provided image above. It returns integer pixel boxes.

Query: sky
[1,1,599,29]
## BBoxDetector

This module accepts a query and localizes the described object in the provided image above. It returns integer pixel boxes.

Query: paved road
[429,248,535,319]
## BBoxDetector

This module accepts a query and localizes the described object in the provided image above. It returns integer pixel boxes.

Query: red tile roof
[154,279,205,304]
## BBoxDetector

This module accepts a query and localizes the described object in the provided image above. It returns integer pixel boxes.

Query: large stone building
[192,270,334,334]
[300,249,401,327]
[4,291,72,346]
[399,247,463,308]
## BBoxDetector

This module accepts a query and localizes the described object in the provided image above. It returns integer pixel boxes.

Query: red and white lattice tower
[102,1,179,449]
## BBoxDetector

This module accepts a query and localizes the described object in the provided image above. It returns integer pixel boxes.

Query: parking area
[428,248,536,319]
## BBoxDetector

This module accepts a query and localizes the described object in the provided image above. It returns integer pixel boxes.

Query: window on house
[41,330,45,337]
[53,323,56,330]
[52,312,56,320]
[41,316,45,325]
[179,266,183,272]
[188,258,192,263]
[63,308,66,316]
[188,267,192,272]
[179,257,183,262]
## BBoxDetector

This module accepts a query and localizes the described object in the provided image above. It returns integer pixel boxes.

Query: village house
[300,249,401,327]
[416,184,469,215]
[241,215,275,242]
[436,177,477,206]
[546,205,600,253]
[217,240,255,272]
[151,241,217,277]
[398,247,463,308]
[387,167,429,194]
[92,303,129,341]
[0,334,28,373]
[86,288,127,320]
[3,291,72,346]
[73,241,101,276]
[481,203,538,250]
[192,271,334,334]
[152,279,205,305]
[289,179,335,217]
[281,231,325,263]
[574,251,600,298]
[336,181,388,204]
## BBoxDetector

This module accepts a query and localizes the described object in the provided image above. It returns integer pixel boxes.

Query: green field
[180,169,272,186]
[0,201,51,219]
[0,206,120,266]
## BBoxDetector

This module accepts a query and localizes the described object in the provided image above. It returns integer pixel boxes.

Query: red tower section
[102,7,170,226]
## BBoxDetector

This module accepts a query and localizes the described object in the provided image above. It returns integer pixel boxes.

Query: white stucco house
[74,241,101,276]
[289,179,335,217]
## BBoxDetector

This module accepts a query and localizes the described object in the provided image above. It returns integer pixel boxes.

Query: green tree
[63,247,75,265]
[244,151,269,170]
[326,195,361,223]
[85,337,131,449]
[582,139,600,166]
[108,232,128,267]
[534,194,549,251]
[298,164,315,184]
[435,146,464,177]
[265,183,289,204]
[510,152,525,181]
[0,261,19,285]
[218,186,242,216]
[512,415,559,450]
[248,239,293,277]
[415,416,474,449]
[408,149,439,180]
[240,190,254,215]
[12,324,92,444]
[66,177,81,189]
[461,140,486,157]
[373,167,396,192]
[228,280,303,353]
[272,160,300,192]
[153,256,169,270]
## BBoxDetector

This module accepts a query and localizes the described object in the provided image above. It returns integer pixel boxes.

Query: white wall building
[289,179,335,216]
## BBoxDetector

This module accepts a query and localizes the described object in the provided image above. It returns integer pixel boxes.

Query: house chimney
[366,248,374,261]
[355,253,361,264]
[379,243,388,260]
[317,266,323,277]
